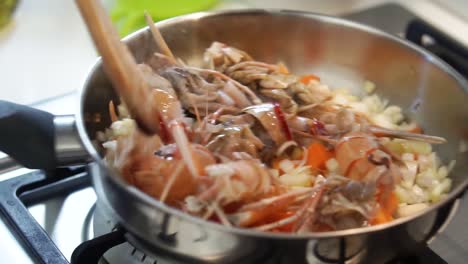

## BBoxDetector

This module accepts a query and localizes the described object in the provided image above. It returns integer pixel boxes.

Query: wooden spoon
[75,0,159,134]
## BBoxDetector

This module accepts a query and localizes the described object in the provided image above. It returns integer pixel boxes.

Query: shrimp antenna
[369,126,446,144]
[144,11,177,63]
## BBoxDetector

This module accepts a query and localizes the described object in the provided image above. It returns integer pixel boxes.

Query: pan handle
[0,100,89,170]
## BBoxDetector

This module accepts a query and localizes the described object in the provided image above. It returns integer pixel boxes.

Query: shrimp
[227,187,315,227]
[335,132,398,180]
[203,41,253,71]
[281,103,446,146]
[182,159,275,225]
[147,86,205,180]
[105,73,214,204]
[199,159,273,204]
[100,24,452,233]
[142,51,261,117]
[115,20,268,207]
[334,132,401,203]
[111,129,216,205]
[243,103,292,145]
[185,160,324,229]
[205,42,332,114]
[136,23,212,179]
[204,125,264,159]
[253,185,326,232]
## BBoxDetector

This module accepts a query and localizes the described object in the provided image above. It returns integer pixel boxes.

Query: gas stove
[1,3,467,264]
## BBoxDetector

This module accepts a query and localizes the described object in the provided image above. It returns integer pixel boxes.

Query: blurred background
[0,2,467,263]
[0,0,467,105]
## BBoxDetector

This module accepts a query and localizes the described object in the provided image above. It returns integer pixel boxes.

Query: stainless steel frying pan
[0,10,467,263]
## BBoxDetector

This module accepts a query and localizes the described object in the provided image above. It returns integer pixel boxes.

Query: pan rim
[76,8,468,240]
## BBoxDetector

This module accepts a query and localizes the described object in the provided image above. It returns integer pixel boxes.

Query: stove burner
[306,237,366,264]
[90,201,275,264]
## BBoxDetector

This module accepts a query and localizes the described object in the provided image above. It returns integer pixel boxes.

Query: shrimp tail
[227,188,315,227]
[252,186,325,232]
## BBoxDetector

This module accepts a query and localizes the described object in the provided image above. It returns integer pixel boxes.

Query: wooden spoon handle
[75,0,158,134]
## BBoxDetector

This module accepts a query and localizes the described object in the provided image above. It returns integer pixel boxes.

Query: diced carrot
[307,142,333,170]
[370,208,393,225]
[409,125,423,134]
[269,211,295,232]
[300,74,320,84]
[370,191,398,225]
[383,191,399,216]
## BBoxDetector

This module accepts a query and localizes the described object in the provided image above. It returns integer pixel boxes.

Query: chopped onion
[362,95,387,113]
[279,159,295,173]
[400,160,418,188]
[399,185,429,204]
[437,166,448,180]
[382,106,404,124]
[325,158,339,172]
[417,153,438,171]
[405,141,432,155]
[111,118,136,137]
[395,185,410,203]
[430,178,452,202]
[401,153,415,162]
[415,169,438,189]
[117,103,130,118]
[388,140,432,155]
[185,196,205,213]
[279,164,313,187]
[279,170,313,187]
[102,140,117,151]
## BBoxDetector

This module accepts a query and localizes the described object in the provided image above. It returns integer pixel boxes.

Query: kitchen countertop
[0,0,96,104]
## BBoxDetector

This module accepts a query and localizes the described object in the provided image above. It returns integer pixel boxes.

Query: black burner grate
[0,167,90,264]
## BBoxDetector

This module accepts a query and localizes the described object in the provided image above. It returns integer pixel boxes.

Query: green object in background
[111,0,219,37]
[0,0,18,29]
